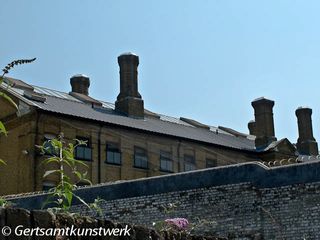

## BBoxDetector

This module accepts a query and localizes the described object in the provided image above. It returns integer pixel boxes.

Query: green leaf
[62,149,73,159]
[75,139,87,146]
[73,159,89,167]
[0,92,18,110]
[41,157,60,165]
[67,143,74,152]
[50,139,62,149]
[63,175,71,183]
[43,169,62,178]
[64,189,73,207]
[81,178,92,185]
[73,193,90,209]
[74,171,82,180]
[0,159,6,165]
[0,121,7,136]
[61,159,72,168]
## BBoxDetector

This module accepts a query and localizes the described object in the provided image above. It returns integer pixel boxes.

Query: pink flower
[165,218,189,230]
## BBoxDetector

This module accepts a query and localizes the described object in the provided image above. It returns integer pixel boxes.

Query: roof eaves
[0,83,43,109]
[36,107,256,153]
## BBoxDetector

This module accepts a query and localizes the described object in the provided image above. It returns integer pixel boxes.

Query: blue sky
[1,0,320,143]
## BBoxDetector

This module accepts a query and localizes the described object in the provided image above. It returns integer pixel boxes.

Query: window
[160,151,173,172]
[75,137,92,161]
[184,154,196,171]
[134,147,148,169]
[42,181,55,191]
[42,134,57,156]
[76,181,90,187]
[206,158,217,168]
[106,143,121,165]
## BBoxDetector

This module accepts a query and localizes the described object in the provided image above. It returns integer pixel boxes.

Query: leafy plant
[153,217,216,236]
[0,58,36,163]
[0,58,36,205]
[38,133,92,212]
[153,217,189,232]
[153,203,216,236]
[88,197,104,218]
[158,202,178,215]
[0,198,7,207]
[0,198,14,208]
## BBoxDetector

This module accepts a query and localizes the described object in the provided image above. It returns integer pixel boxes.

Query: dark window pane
[76,147,83,157]
[75,137,92,161]
[134,147,148,169]
[84,148,92,160]
[42,182,55,191]
[107,152,113,162]
[167,161,173,171]
[106,143,121,165]
[206,158,217,168]
[184,154,195,163]
[114,152,121,164]
[160,151,173,172]
[184,154,196,171]
[184,162,196,171]
[76,182,90,187]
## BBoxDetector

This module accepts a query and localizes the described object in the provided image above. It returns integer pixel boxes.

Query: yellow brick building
[0,53,316,195]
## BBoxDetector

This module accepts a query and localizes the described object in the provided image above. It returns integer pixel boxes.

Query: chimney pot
[248,120,257,136]
[251,97,277,149]
[295,107,318,155]
[115,52,144,118]
[70,74,90,96]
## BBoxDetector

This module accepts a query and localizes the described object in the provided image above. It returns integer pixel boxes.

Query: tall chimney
[295,107,318,155]
[115,52,144,118]
[251,97,277,149]
[248,120,257,136]
[70,74,90,95]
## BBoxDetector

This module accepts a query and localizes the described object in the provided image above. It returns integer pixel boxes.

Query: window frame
[42,134,57,156]
[76,181,90,188]
[74,136,92,162]
[160,150,174,173]
[184,154,196,171]
[42,181,56,191]
[105,142,122,165]
[206,158,217,168]
[134,146,148,169]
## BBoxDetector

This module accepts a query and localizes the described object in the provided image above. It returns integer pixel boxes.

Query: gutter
[97,124,102,183]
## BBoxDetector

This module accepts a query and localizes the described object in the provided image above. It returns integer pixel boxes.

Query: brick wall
[0,106,257,196]
[7,161,320,239]
[0,208,223,240]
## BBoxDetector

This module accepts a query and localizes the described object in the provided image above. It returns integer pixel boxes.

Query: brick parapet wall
[5,161,320,239]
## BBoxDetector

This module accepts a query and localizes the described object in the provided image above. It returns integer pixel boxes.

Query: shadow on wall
[5,160,320,210]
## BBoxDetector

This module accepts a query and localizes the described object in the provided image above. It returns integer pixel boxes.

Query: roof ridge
[30,85,241,134]
[32,85,70,95]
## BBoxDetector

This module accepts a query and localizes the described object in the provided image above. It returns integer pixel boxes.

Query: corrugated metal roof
[33,86,81,102]
[3,84,255,151]
[160,115,194,127]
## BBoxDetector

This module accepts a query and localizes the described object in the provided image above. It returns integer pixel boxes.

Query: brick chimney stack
[295,107,318,155]
[251,97,277,149]
[248,120,257,136]
[70,74,90,96]
[115,52,144,118]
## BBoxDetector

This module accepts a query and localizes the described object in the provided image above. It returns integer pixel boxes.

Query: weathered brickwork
[7,162,320,239]
[0,108,257,196]
[260,183,320,239]
[70,182,320,239]
[73,183,261,238]
[0,208,224,240]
